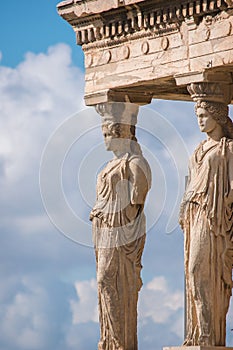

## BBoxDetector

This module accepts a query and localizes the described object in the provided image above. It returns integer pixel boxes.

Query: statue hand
[179,218,184,231]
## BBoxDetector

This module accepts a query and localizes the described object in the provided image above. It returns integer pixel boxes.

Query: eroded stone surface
[90,102,151,350]
[57,2,233,348]
[57,0,148,18]
[164,347,233,350]
[57,0,233,105]
[179,83,233,346]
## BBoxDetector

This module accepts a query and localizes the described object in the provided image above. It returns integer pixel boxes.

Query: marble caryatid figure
[90,102,151,350]
[180,99,233,346]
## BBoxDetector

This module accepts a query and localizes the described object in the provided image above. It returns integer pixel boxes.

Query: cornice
[58,0,231,48]
[57,0,150,17]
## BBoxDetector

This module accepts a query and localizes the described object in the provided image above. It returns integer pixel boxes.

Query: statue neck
[206,124,224,142]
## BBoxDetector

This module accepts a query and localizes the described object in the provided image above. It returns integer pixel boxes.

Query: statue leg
[183,208,200,346]
[95,236,145,350]
[188,208,213,345]
[96,247,123,350]
[186,208,233,346]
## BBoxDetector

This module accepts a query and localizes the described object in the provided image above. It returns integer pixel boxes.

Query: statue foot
[183,339,193,346]
[98,341,105,350]
[198,336,210,346]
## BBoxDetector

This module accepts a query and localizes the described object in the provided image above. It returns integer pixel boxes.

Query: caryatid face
[196,107,218,133]
[102,125,120,152]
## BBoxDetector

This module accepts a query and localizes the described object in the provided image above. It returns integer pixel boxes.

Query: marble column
[90,102,152,350]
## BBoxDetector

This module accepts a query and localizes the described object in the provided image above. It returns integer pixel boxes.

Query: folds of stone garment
[180,137,233,346]
[90,152,151,350]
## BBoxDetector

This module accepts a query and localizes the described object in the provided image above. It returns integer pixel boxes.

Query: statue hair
[104,122,142,155]
[195,100,233,139]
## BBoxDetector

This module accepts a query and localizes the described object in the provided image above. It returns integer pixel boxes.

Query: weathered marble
[57,0,233,105]
[180,84,233,346]
[90,102,151,350]
[164,346,233,350]
[57,1,233,348]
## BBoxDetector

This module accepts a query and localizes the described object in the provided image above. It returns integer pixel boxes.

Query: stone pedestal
[164,347,233,350]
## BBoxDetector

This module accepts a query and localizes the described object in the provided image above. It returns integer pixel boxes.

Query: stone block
[164,347,233,350]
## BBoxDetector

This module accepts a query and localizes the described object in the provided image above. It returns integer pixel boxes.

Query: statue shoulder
[128,154,151,172]
[128,153,148,165]
[194,140,205,152]
[189,141,204,165]
[128,154,152,188]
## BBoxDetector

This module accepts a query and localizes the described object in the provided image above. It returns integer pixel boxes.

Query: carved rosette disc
[161,37,169,51]
[141,41,149,55]
[122,45,130,59]
[104,50,111,64]
[85,53,93,68]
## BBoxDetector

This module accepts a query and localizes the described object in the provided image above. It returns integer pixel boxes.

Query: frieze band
[58,0,232,47]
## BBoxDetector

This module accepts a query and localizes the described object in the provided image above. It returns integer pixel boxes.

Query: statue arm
[179,165,192,230]
[223,141,233,207]
[121,159,150,223]
[128,159,150,205]
[226,146,233,205]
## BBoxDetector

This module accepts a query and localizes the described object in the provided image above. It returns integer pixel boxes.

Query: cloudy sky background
[1,1,233,349]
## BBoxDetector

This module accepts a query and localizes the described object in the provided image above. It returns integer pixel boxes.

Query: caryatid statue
[180,83,233,346]
[90,102,151,350]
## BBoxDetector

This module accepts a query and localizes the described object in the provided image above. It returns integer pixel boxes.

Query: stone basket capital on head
[95,102,139,127]
[187,82,233,139]
[187,82,233,105]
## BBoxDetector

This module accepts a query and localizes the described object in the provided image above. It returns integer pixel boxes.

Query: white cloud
[147,275,168,291]
[0,278,49,350]
[68,275,184,348]
[139,276,184,332]
[0,43,91,350]
[70,279,98,324]
[0,43,85,184]
[1,42,232,350]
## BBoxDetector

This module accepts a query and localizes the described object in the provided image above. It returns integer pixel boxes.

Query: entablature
[58,0,232,46]
[57,0,233,105]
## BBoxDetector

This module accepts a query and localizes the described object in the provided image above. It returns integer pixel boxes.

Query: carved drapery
[57,0,233,346]
[180,81,233,346]
[91,102,151,350]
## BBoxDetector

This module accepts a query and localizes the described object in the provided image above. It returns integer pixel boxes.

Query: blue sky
[0,2,233,350]
[0,0,84,68]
